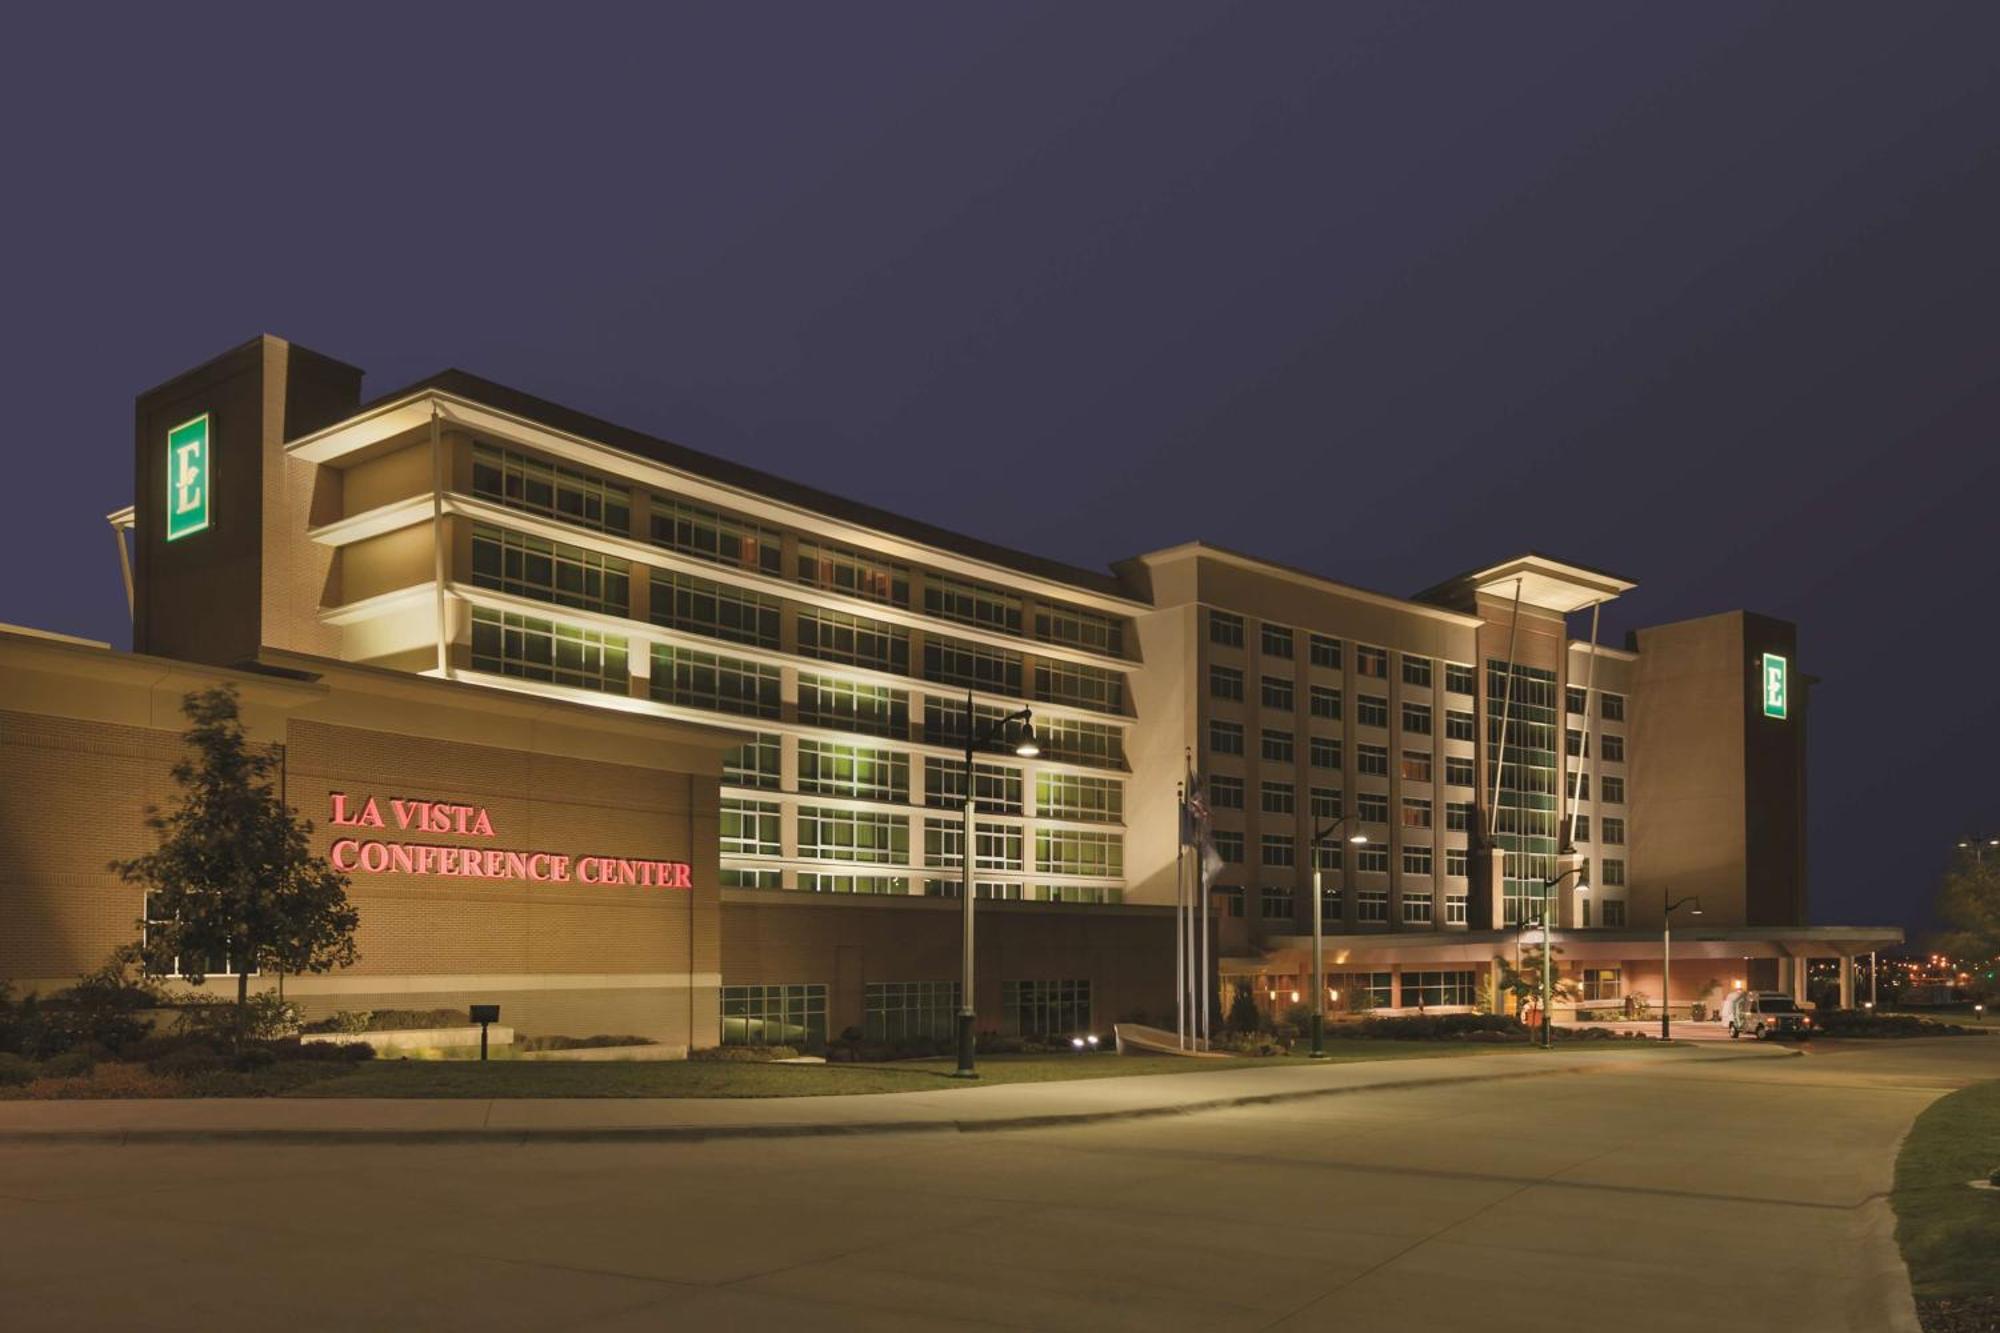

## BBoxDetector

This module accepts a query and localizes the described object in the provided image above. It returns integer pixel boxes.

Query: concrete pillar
[1838,955,1854,1011]
[1791,956,1808,1004]
[1870,951,1878,1007]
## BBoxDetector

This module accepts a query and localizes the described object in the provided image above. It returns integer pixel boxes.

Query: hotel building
[0,335,1897,1049]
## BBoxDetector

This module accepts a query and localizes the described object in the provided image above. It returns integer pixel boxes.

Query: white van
[1719,990,1814,1040]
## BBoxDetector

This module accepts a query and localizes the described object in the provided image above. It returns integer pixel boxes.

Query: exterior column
[1791,955,1809,1004]
[1869,951,1878,1007]
[1838,955,1854,1010]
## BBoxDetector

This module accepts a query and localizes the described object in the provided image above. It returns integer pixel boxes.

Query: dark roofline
[360,369,1135,602]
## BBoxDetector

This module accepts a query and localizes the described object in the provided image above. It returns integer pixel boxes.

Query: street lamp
[951,690,1036,1078]
[1661,894,1702,1041]
[1537,851,1588,1049]
[1307,815,1368,1059]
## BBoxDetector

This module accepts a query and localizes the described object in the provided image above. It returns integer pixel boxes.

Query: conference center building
[0,335,1898,1050]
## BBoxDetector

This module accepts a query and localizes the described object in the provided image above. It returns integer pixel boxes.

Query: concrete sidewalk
[0,1045,1791,1144]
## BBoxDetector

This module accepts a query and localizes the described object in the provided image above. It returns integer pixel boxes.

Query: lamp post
[952,691,1036,1079]
[1307,815,1369,1059]
[1537,852,1588,1049]
[1956,837,2000,863]
[1661,894,1702,1042]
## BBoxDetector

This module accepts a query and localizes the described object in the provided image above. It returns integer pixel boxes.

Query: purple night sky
[2,4,1995,933]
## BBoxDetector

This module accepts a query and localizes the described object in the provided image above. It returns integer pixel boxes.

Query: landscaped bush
[147,1044,225,1077]
[517,1034,658,1051]
[1334,1013,1526,1041]
[300,1006,466,1034]
[38,1049,96,1078]
[1210,1032,1291,1056]
[1814,1011,1987,1039]
[0,1052,36,1086]
[688,1044,800,1062]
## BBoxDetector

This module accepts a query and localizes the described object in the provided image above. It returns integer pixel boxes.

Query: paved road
[2,1040,1992,1332]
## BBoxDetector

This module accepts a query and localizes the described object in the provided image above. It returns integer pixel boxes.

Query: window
[1210,610,1244,648]
[864,980,959,1042]
[1210,665,1244,701]
[1260,676,1294,711]
[1356,792,1389,824]
[1310,634,1342,669]
[1572,814,1591,843]
[1446,801,1473,832]
[721,984,825,1047]
[1355,645,1388,678]
[1214,831,1244,864]
[1210,721,1245,755]
[798,740,909,803]
[798,806,908,863]
[1444,756,1476,787]
[1402,891,1433,924]
[924,818,1024,872]
[1567,771,1591,801]
[1445,663,1476,695]
[924,637,1023,694]
[1602,817,1626,846]
[1037,829,1124,878]
[651,497,782,574]
[1601,858,1626,887]
[651,644,780,717]
[796,540,909,606]
[1035,772,1122,823]
[1602,693,1626,722]
[1445,894,1468,924]
[1402,655,1432,687]
[1036,717,1126,769]
[1445,709,1476,742]
[1260,623,1294,658]
[1309,686,1341,720]
[927,760,1025,815]
[1036,660,1125,714]
[471,524,631,616]
[1445,847,1469,877]
[1602,776,1625,804]
[1261,782,1295,815]
[1209,776,1245,810]
[1401,798,1433,829]
[473,443,631,535]
[1402,843,1433,875]
[799,607,909,674]
[652,570,780,648]
[1567,728,1588,758]
[1401,751,1432,783]
[1310,787,1341,820]
[1402,702,1433,735]
[1357,695,1389,728]
[1401,971,1477,1007]
[930,880,1025,902]
[1038,603,1125,656]
[1601,898,1627,927]
[1001,980,1091,1037]
[1261,729,1294,763]
[797,674,908,738]
[1333,971,1393,1006]
[1582,968,1622,1002]
[799,872,908,895]
[926,576,1021,635]
[1320,878,1342,914]
[722,868,781,889]
[1567,686,1587,715]
[1357,842,1389,874]
[1309,737,1342,769]
[720,799,782,857]
[143,893,238,978]
[1220,885,1245,918]
[723,733,782,790]
[1260,885,1295,921]
[471,609,628,693]
[1356,887,1389,920]
[1260,834,1295,867]
[1357,744,1388,776]
[1601,734,1625,762]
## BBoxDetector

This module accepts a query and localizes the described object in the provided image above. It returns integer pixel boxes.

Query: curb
[0,1046,1794,1146]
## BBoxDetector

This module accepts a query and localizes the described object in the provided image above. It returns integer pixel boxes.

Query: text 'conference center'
[1,335,1898,1049]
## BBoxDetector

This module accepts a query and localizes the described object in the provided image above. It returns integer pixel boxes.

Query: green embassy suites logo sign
[1761,652,1788,720]
[166,414,210,541]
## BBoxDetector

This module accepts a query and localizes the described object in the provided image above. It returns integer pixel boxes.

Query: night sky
[4,4,1996,934]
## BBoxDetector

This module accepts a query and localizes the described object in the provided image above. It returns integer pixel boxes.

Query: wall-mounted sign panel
[1761,652,1788,719]
[165,414,211,541]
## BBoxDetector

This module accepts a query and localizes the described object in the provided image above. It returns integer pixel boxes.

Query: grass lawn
[1892,1078,2000,1329]
[286,1040,1545,1099]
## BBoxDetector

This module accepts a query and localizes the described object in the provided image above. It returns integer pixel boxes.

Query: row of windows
[1566,728,1629,762]
[1566,686,1627,720]
[746,804,1123,877]
[471,524,631,616]
[722,978,1090,1046]
[1568,815,1627,845]
[1208,613,1480,694]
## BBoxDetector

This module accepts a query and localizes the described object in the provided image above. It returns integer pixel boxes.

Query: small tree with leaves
[1934,851,2000,973]
[1494,945,1579,1019]
[114,687,359,1013]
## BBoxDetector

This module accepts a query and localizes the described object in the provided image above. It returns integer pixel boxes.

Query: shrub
[38,1049,96,1078]
[0,1052,37,1087]
[517,1034,657,1051]
[148,1044,225,1077]
[975,1033,1028,1055]
[1227,984,1262,1035]
[1334,1013,1526,1041]
[688,1044,799,1062]
[1813,1011,1984,1039]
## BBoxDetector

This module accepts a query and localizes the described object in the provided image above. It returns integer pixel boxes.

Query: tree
[1227,982,1262,1034]
[1933,852,2000,968]
[114,687,359,1008]
[1493,945,1579,1017]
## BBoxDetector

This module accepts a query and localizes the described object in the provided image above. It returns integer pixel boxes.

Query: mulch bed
[1921,1296,2000,1332]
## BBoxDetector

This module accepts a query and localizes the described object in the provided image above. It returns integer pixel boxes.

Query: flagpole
[1175,780,1187,1051]
[1198,848,1209,1048]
